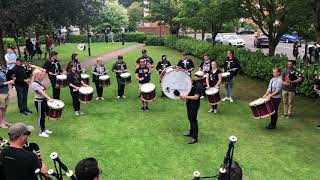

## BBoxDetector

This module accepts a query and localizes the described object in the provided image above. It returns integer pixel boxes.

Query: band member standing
[199,53,212,97]
[112,55,128,99]
[42,51,63,99]
[67,53,83,73]
[222,50,241,103]
[67,63,87,116]
[92,58,107,100]
[177,52,195,76]
[156,55,171,97]
[263,68,283,129]
[31,69,53,137]
[180,71,204,144]
[135,58,152,111]
[11,58,32,115]
[135,49,154,68]
[206,61,222,113]
[0,68,14,128]
[281,60,302,118]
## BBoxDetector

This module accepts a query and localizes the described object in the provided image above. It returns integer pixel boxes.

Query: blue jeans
[16,84,29,112]
[225,78,234,98]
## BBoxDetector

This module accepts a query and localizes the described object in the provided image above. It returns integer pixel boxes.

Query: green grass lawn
[31,42,137,67]
[1,46,320,179]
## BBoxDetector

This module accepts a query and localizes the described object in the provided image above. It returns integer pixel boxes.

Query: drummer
[222,50,240,103]
[135,49,154,69]
[156,55,171,97]
[112,55,128,99]
[31,69,53,138]
[67,62,88,116]
[92,58,107,100]
[66,53,83,73]
[177,52,195,76]
[199,53,212,98]
[206,61,222,113]
[180,71,204,144]
[263,68,283,129]
[135,58,152,111]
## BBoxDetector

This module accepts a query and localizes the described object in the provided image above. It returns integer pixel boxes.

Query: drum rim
[120,72,131,77]
[79,86,94,94]
[222,72,231,76]
[140,83,156,93]
[81,74,90,78]
[56,74,67,79]
[205,88,219,95]
[47,99,65,109]
[249,98,270,106]
[99,75,110,80]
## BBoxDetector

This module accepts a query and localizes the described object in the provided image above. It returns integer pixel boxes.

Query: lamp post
[87,31,92,56]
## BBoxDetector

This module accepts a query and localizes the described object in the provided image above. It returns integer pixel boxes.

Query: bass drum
[160,67,192,100]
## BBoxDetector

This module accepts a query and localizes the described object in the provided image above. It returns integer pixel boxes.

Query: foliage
[118,0,136,7]
[127,2,144,31]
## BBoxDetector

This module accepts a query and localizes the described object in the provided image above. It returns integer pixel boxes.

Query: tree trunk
[268,36,276,56]
[313,0,320,43]
[194,29,197,39]
[0,29,5,64]
[211,22,221,47]
[201,28,205,40]
[13,33,21,57]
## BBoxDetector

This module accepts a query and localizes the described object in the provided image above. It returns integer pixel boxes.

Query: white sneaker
[213,109,217,114]
[121,96,126,99]
[75,111,80,116]
[80,111,84,115]
[100,97,105,100]
[208,109,214,113]
[39,132,49,138]
[116,96,121,99]
[45,130,53,134]
[96,97,100,100]
[229,98,234,103]
[222,97,229,101]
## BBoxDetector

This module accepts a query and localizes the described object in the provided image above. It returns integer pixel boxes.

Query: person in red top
[44,35,53,60]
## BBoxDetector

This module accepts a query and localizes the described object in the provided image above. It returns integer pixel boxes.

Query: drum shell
[141,89,156,102]
[79,92,93,103]
[81,77,89,85]
[46,108,63,120]
[250,100,275,119]
[56,78,68,88]
[120,76,131,84]
[99,77,110,87]
[207,93,221,105]
[221,74,231,84]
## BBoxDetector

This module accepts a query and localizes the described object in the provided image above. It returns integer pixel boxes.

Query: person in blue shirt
[4,48,17,85]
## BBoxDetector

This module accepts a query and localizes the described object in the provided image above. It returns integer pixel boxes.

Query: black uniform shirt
[136,55,154,65]
[200,61,211,73]
[67,72,81,90]
[156,60,171,74]
[208,69,222,87]
[187,81,202,107]
[135,66,150,84]
[223,57,241,77]
[177,59,195,71]
[112,61,127,77]
[11,65,28,86]
[42,59,62,75]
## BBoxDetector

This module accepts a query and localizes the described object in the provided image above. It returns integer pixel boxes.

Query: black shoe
[145,106,149,111]
[140,107,145,112]
[25,109,32,114]
[183,133,192,137]
[265,125,276,129]
[188,138,198,144]
[316,125,320,129]
[20,111,28,115]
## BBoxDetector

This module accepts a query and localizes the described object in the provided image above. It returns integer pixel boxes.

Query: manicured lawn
[1,46,319,179]
[31,42,137,67]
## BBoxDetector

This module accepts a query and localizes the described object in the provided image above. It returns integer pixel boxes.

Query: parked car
[205,33,223,44]
[280,33,301,43]
[236,28,255,35]
[254,35,269,48]
[222,35,246,47]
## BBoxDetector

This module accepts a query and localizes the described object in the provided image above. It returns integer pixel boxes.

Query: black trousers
[49,75,60,99]
[116,77,125,96]
[211,104,218,110]
[70,89,80,111]
[94,81,103,97]
[186,102,199,139]
[15,84,29,112]
[270,98,281,128]
[35,101,47,132]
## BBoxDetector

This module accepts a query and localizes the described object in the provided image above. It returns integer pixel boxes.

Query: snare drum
[221,72,231,84]
[81,74,90,85]
[99,75,110,87]
[205,88,221,105]
[120,73,131,84]
[160,67,192,99]
[140,83,156,102]
[249,98,275,119]
[56,75,68,88]
[47,99,65,120]
[79,86,94,103]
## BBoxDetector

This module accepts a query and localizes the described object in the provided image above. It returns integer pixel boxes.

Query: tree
[127,1,144,31]
[241,0,311,56]
[311,0,320,43]
[119,0,136,7]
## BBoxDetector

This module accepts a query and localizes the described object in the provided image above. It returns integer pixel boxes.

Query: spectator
[35,38,42,60]
[75,158,101,180]
[0,68,14,128]
[95,32,100,42]
[25,38,35,61]
[292,42,299,60]
[4,48,17,86]
[44,35,53,60]
[0,123,47,180]
[108,31,114,44]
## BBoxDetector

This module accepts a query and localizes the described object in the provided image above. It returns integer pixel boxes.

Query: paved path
[8,44,145,101]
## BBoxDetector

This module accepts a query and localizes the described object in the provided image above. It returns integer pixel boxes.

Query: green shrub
[3,38,16,49]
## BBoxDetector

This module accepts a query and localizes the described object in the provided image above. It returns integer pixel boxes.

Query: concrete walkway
[8,43,145,101]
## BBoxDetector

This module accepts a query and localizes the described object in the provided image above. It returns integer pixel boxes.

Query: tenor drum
[81,74,90,85]
[249,98,275,119]
[47,99,65,120]
[221,72,231,84]
[120,73,131,84]
[56,75,68,88]
[79,86,94,103]
[202,74,208,86]
[205,88,221,105]
[160,67,192,100]
[99,75,110,87]
[140,83,156,102]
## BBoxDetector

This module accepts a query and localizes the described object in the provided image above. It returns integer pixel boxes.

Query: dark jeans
[186,103,199,139]
[49,75,60,99]
[35,101,47,132]
[94,81,103,97]
[15,84,28,112]
[116,77,125,96]
[70,89,80,111]
[270,98,281,128]
[211,104,218,110]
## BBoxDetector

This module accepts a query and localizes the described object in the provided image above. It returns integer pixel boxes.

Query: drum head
[81,74,90,79]
[56,75,67,80]
[249,98,269,106]
[99,75,110,80]
[47,99,65,109]
[120,73,131,78]
[222,72,230,77]
[205,88,219,95]
[140,83,156,93]
[79,86,94,94]
[161,69,192,99]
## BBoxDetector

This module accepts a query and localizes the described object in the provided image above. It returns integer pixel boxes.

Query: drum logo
[165,87,171,93]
